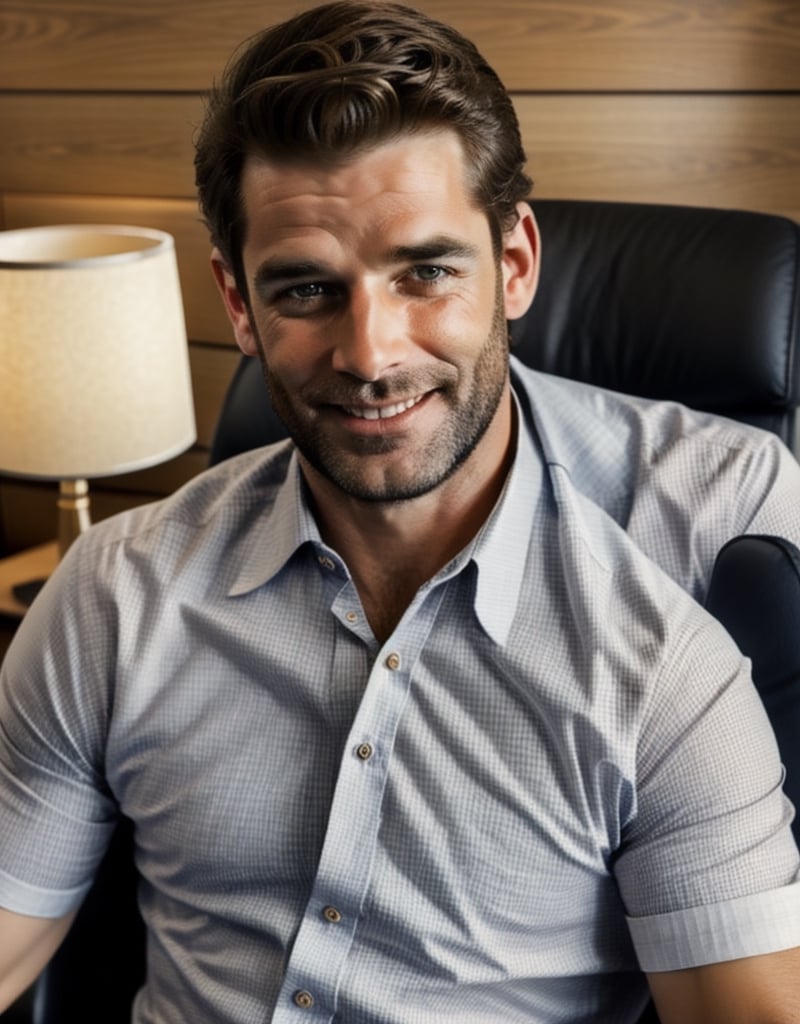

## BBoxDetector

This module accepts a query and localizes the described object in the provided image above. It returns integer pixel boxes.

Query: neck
[301,393,516,642]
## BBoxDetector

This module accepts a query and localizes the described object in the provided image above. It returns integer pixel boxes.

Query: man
[1,3,799,1021]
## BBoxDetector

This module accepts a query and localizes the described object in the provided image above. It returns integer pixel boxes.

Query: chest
[104,586,638,937]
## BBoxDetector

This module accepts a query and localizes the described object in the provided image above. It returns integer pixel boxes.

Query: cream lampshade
[0,224,196,598]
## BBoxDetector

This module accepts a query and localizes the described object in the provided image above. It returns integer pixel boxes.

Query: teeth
[345,395,423,420]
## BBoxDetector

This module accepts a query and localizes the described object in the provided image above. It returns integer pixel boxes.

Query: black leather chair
[705,534,800,830]
[13,199,800,1024]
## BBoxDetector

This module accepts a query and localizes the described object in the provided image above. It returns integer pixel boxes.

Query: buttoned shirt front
[1,359,799,1023]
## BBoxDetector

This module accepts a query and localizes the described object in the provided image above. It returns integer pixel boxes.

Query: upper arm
[736,432,800,544]
[0,906,76,1012]
[647,946,800,1024]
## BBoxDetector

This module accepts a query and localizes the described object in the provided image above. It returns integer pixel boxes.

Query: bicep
[0,906,76,1012]
[617,617,796,922]
[647,946,800,1024]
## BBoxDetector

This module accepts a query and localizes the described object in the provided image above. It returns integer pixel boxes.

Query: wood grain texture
[188,345,244,446]
[1,0,798,91]
[517,94,800,223]
[0,94,200,197]
[2,94,797,221]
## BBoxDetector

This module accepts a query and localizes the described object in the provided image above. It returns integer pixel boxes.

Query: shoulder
[85,440,294,553]
[510,357,800,595]
[510,355,781,472]
[3,441,300,718]
[33,441,297,621]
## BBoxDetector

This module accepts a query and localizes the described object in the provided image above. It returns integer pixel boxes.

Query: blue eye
[271,280,342,318]
[413,265,447,282]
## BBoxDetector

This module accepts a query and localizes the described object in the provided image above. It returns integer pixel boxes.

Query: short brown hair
[194,0,532,290]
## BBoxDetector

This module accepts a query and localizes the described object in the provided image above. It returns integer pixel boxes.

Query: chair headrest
[513,200,800,443]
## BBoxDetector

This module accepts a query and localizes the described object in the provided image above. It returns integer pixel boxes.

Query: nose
[331,281,408,381]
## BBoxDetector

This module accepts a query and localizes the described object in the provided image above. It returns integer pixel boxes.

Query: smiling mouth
[342,394,425,421]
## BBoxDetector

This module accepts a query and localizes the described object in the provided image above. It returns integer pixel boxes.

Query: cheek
[255,315,328,386]
[411,285,497,359]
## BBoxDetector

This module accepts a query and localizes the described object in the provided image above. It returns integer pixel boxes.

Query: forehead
[239,130,491,258]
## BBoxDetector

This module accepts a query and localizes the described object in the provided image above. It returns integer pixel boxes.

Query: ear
[210,248,260,357]
[500,202,541,321]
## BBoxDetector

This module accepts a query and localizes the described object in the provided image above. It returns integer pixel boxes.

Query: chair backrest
[514,200,800,448]
[30,199,800,1024]
[705,533,800,848]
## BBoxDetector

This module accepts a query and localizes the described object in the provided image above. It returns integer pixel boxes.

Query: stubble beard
[255,296,510,504]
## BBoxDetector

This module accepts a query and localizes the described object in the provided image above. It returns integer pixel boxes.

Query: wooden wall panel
[0,0,798,551]
[0,94,200,197]
[2,95,798,222]
[1,0,799,92]
[517,94,800,224]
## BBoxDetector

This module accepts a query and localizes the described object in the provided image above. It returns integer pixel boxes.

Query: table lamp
[0,223,197,604]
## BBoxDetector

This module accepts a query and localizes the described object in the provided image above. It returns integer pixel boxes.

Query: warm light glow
[0,224,196,479]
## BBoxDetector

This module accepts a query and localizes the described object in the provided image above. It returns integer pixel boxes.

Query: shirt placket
[271,578,448,1021]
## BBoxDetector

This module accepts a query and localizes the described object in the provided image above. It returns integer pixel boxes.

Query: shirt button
[293,990,315,1009]
[322,905,342,923]
[345,611,358,623]
[385,652,401,670]
[356,742,373,761]
[317,554,336,571]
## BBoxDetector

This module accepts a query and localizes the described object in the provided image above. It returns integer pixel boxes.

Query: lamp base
[58,478,91,558]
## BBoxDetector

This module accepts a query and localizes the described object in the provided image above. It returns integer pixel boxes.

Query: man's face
[214,130,534,504]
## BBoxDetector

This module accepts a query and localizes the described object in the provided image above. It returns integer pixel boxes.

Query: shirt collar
[228,453,322,597]
[466,390,545,646]
[228,387,545,646]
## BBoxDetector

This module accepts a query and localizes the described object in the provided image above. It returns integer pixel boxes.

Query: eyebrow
[253,235,481,293]
[254,260,328,292]
[384,236,482,264]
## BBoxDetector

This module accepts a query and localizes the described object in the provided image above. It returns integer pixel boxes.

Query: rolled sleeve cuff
[627,880,800,972]
[0,864,91,918]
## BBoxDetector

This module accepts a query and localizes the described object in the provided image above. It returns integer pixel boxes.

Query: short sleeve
[615,613,800,971]
[0,538,118,916]
[737,431,800,544]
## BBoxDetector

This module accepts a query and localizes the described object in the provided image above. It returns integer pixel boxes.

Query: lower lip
[333,392,435,435]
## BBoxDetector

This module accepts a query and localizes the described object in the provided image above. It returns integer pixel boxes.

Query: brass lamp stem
[58,478,91,559]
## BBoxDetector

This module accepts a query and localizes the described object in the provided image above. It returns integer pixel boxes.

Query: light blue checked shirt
[2,357,800,1023]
